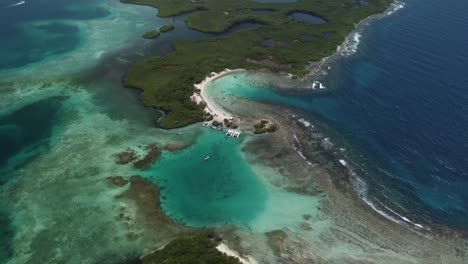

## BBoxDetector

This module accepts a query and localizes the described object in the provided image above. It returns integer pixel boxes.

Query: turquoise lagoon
[145,128,320,232]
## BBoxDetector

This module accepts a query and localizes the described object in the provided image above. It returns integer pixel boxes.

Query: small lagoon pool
[290,12,327,24]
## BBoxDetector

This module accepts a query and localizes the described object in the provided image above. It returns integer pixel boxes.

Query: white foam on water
[346,167,407,226]
[345,163,430,231]
[378,201,430,231]
[334,1,406,58]
[387,1,406,16]
[338,31,362,57]
[5,0,25,8]
[290,113,414,230]
[298,118,312,128]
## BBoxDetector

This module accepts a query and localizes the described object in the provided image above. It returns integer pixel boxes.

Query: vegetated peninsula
[122,0,392,128]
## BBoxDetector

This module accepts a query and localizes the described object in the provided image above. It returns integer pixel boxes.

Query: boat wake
[5,0,25,8]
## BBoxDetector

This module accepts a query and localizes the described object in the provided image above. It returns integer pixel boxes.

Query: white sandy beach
[216,242,257,264]
[192,68,245,122]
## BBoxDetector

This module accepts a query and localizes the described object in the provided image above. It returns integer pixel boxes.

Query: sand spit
[192,69,245,122]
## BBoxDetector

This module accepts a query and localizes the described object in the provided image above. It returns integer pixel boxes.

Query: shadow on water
[290,12,327,24]
[0,208,13,263]
[0,96,65,178]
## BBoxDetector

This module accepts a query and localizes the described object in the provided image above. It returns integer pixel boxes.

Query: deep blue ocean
[224,0,468,229]
[308,0,468,229]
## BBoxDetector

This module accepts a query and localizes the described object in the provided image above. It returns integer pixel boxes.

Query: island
[159,23,175,33]
[142,30,161,39]
[142,24,175,39]
[253,119,277,134]
[122,0,391,129]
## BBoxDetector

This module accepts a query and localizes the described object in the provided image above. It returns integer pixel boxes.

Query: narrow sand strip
[192,69,245,122]
[216,242,257,264]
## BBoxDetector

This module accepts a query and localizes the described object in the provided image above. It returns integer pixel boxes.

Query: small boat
[204,156,210,161]
[177,132,183,135]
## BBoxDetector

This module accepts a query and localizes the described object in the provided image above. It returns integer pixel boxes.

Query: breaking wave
[5,0,25,8]
[291,113,429,232]
[338,31,362,57]
[345,160,430,231]
[387,1,405,16]
[337,0,405,57]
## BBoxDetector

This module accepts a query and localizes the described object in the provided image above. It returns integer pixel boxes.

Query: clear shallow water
[208,0,468,230]
[149,130,268,227]
[146,128,320,231]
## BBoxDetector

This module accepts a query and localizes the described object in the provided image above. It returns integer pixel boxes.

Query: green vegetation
[142,230,242,264]
[160,23,175,32]
[254,119,277,134]
[223,118,237,128]
[212,120,222,127]
[142,24,174,40]
[142,30,161,39]
[122,0,392,128]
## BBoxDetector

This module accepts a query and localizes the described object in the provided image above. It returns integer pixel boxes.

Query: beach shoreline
[216,242,257,264]
[191,68,246,122]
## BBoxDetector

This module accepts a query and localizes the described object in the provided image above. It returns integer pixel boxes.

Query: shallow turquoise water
[147,129,268,227]
[145,128,320,231]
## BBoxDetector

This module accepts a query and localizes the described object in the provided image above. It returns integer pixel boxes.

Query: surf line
[6,0,26,8]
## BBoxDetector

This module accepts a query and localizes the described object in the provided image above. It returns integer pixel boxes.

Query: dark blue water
[0,0,109,70]
[0,97,64,179]
[311,0,468,229]
[224,0,468,229]
[0,208,13,262]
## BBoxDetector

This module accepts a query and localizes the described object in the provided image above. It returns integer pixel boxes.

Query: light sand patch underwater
[0,87,198,264]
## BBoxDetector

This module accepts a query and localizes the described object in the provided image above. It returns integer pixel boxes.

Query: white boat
[204,156,210,161]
